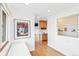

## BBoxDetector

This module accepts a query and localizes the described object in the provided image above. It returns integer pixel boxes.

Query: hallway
[30,41,64,56]
[0,3,79,56]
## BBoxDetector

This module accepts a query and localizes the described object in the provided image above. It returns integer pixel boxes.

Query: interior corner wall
[48,14,79,56]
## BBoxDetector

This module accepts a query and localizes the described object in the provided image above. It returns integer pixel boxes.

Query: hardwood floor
[30,40,65,56]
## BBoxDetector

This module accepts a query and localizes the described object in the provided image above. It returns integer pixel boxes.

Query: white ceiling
[8,3,79,17]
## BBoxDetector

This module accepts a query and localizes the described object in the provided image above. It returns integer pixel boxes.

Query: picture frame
[14,19,31,39]
[57,15,78,38]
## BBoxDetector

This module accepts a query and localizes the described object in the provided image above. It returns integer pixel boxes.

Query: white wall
[47,15,56,47]
[48,11,79,56]
[6,3,35,51]
[10,14,35,51]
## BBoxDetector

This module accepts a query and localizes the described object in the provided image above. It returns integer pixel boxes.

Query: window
[2,10,6,42]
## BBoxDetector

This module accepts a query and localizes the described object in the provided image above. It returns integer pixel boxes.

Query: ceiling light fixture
[25,2,30,5]
[48,10,51,12]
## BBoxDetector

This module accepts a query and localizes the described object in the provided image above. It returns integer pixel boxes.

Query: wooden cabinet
[42,33,47,41]
[39,20,47,29]
[39,20,48,42]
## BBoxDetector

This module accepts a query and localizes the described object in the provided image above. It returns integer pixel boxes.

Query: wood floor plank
[30,41,65,56]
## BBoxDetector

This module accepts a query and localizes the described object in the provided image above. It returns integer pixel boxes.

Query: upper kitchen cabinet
[39,20,47,30]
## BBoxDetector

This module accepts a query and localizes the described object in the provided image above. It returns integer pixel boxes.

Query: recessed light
[48,10,51,12]
[25,2,29,5]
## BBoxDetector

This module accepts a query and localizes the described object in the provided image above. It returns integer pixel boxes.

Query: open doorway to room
[34,16,48,49]
[32,17,48,56]
[32,17,64,56]
[39,20,47,46]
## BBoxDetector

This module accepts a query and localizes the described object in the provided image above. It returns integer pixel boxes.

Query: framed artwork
[14,19,31,39]
[57,15,78,38]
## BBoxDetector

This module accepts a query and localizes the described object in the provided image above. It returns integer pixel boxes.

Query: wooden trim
[0,41,9,52]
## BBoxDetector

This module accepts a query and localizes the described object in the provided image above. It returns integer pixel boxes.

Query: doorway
[39,20,47,46]
[35,18,48,47]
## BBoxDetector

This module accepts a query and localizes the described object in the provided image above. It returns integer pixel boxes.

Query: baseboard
[48,44,70,56]
[29,48,35,52]
[0,42,11,56]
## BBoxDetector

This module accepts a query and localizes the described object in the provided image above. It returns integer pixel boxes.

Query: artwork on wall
[57,15,78,38]
[14,19,31,39]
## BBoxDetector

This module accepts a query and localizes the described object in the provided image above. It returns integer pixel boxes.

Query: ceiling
[8,3,79,17]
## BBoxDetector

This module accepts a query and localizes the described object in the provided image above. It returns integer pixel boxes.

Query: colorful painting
[57,15,78,38]
[15,19,30,39]
[17,22,28,36]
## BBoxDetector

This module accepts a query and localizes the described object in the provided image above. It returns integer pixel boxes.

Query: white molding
[1,3,12,16]
[0,3,11,47]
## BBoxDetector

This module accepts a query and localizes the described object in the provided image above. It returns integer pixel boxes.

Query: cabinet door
[42,33,47,41]
[39,20,47,29]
